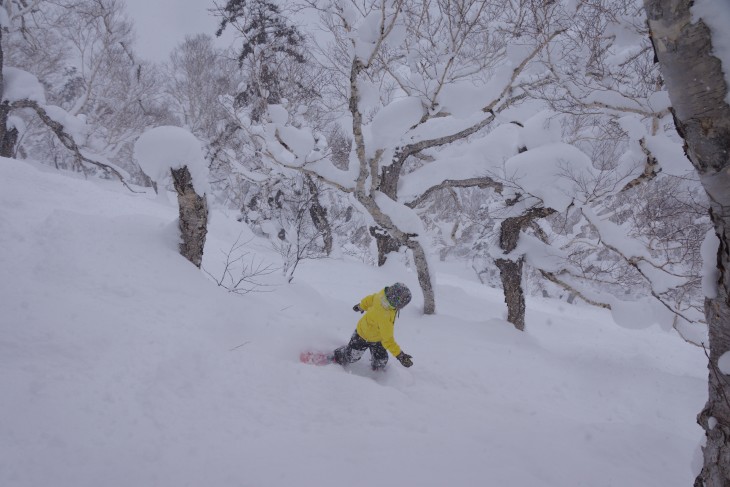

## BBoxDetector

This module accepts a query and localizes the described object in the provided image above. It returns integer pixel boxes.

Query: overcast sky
[122,0,229,62]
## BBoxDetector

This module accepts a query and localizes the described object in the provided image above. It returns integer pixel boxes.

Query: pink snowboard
[300,351,335,366]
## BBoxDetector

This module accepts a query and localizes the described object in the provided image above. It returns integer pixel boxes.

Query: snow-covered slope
[0,159,706,487]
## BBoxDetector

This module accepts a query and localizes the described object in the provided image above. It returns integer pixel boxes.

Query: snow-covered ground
[0,159,706,487]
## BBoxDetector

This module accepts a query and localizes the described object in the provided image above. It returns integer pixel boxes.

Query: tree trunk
[495,207,555,330]
[369,226,401,266]
[0,101,18,158]
[348,58,436,314]
[305,175,332,255]
[0,29,17,158]
[644,1,730,485]
[171,166,208,268]
[408,240,436,315]
[357,191,436,314]
[379,157,404,200]
[495,257,526,331]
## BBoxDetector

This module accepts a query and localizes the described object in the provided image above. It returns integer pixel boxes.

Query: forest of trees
[3,0,728,482]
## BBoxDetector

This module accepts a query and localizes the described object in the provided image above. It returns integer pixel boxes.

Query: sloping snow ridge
[0,159,706,487]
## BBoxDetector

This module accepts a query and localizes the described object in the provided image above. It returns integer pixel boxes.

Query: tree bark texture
[0,29,17,158]
[369,226,402,266]
[496,207,555,331]
[644,1,730,485]
[0,101,18,158]
[408,239,436,315]
[171,166,208,268]
[305,175,333,255]
[495,257,526,331]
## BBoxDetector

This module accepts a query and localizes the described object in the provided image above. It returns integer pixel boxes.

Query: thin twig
[229,341,251,352]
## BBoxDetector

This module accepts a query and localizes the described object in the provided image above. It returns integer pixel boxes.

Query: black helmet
[385,283,412,309]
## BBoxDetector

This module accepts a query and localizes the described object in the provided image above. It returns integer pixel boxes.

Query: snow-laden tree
[134,126,210,268]
[227,0,569,314]
[249,0,701,325]
[164,34,238,142]
[41,0,172,180]
[213,0,318,122]
[426,0,709,333]
[0,0,135,185]
[643,0,730,484]
[210,0,339,266]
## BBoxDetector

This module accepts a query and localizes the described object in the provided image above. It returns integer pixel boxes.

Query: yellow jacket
[356,289,402,356]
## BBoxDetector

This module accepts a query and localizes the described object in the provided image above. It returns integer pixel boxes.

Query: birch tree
[134,126,210,268]
[643,0,730,484]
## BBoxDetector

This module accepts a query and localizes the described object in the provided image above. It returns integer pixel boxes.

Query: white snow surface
[0,159,706,487]
[134,125,209,195]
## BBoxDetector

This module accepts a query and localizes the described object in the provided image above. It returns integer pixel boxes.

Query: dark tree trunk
[171,166,209,268]
[496,257,526,331]
[0,29,16,158]
[0,101,18,157]
[644,1,730,485]
[305,175,333,255]
[379,160,403,200]
[370,154,407,266]
[369,226,402,266]
[496,207,555,330]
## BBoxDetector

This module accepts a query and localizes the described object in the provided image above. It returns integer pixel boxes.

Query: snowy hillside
[0,159,706,487]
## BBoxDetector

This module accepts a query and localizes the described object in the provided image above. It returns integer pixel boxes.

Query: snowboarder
[332,283,414,371]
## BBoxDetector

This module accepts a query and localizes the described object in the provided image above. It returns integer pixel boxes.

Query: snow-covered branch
[12,99,135,190]
[405,176,503,208]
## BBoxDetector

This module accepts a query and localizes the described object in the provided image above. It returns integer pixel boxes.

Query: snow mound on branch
[519,111,562,150]
[504,143,594,212]
[369,97,424,149]
[702,229,720,298]
[399,123,520,202]
[351,7,400,61]
[134,126,209,195]
[3,67,46,103]
[275,125,315,162]
[609,298,657,330]
[45,105,89,145]
[515,233,568,272]
[268,104,289,125]
[374,192,425,236]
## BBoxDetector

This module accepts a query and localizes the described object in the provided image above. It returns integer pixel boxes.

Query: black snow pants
[333,331,388,370]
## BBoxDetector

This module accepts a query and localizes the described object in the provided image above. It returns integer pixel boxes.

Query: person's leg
[333,332,368,365]
[369,342,389,371]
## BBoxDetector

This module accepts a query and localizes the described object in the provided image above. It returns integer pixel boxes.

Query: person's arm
[358,293,376,311]
[378,319,402,357]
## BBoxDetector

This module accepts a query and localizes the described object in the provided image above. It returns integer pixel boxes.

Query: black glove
[396,352,413,368]
[353,304,364,313]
